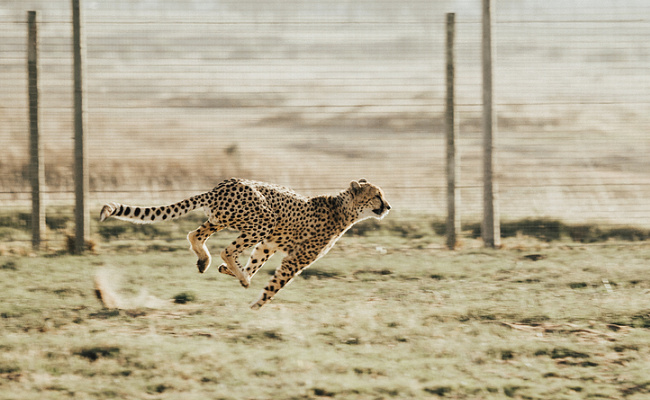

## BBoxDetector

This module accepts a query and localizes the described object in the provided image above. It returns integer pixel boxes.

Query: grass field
[1,217,650,399]
[1,3,649,394]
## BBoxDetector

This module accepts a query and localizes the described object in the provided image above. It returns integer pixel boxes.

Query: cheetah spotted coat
[100,178,391,309]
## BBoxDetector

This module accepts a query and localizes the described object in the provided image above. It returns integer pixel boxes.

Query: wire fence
[1,0,649,229]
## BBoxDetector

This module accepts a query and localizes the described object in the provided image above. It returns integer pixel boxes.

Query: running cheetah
[99,178,391,309]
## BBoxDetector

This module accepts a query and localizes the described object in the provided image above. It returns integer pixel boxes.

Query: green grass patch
[462,217,650,243]
[74,346,121,362]
[173,291,197,304]
[345,214,650,244]
[0,209,648,250]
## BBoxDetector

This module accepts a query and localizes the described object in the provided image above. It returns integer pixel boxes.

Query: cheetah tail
[99,193,208,224]
[99,203,119,222]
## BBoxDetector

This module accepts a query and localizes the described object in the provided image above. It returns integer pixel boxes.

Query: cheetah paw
[239,278,250,289]
[218,263,235,277]
[196,258,211,273]
[222,265,250,288]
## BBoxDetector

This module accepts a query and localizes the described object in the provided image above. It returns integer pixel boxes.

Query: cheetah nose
[385,203,391,211]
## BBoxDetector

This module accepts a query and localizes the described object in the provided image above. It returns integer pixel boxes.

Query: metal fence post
[482,0,500,248]
[72,0,89,253]
[28,11,46,250]
[445,12,460,250]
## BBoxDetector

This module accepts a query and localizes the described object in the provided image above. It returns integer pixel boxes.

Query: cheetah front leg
[250,254,314,310]
[187,221,224,273]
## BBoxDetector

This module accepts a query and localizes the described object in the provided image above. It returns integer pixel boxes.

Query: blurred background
[1,0,649,235]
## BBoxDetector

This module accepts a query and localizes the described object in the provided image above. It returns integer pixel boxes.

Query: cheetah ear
[358,178,367,183]
[350,180,362,194]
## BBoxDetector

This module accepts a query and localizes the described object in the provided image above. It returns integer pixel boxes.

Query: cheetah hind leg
[220,231,268,289]
[218,241,277,281]
[218,264,235,277]
[187,221,224,273]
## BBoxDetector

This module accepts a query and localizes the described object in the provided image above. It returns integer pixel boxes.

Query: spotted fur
[99,178,391,309]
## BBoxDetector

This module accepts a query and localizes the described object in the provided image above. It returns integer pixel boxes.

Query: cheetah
[99,178,391,309]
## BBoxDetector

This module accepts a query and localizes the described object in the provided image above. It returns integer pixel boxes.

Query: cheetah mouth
[373,205,390,217]
[372,200,390,217]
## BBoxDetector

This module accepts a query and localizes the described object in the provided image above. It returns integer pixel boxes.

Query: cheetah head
[349,179,391,221]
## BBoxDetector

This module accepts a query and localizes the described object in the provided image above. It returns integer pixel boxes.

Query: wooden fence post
[481,0,500,248]
[445,13,460,250]
[72,0,89,253]
[28,11,46,250]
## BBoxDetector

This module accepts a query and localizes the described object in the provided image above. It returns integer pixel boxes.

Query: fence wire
[1,0,649,229]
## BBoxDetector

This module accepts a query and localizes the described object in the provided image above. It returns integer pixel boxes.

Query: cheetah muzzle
[99,178,391,309]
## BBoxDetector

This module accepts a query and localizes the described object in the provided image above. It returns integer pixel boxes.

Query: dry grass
[1,2,649,226]
[1,5,649,397]
[1,232,649,399]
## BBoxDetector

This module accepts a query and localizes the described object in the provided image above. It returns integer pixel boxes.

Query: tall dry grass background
[1,0,649,227]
